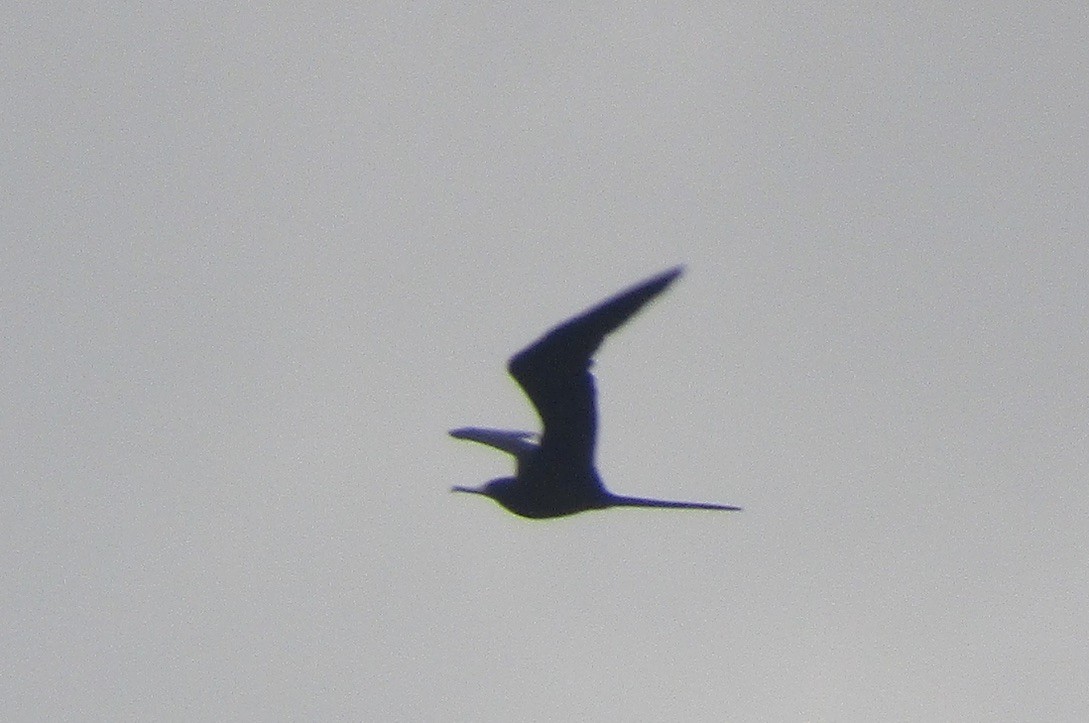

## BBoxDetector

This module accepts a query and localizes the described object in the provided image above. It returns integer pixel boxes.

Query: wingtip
[660,265,684,283]
[634,265,684,298]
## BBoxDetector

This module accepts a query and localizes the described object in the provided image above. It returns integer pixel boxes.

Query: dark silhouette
[451,267,742,518]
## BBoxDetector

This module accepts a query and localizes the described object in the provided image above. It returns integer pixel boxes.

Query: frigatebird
[451,267,741,518]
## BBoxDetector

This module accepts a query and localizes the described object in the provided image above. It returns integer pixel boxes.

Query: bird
[450,266,742,518]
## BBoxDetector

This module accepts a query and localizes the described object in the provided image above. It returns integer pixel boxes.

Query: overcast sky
[4,5,1088,720]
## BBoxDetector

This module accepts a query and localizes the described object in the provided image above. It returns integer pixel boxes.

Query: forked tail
[607,494,742,512]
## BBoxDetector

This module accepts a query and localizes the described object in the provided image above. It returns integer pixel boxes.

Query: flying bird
[451,267,741,518]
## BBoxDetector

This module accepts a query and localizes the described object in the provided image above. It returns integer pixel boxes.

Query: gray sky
[4,5,1088,720]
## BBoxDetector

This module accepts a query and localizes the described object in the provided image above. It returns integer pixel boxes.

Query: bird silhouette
[451,267,742,518]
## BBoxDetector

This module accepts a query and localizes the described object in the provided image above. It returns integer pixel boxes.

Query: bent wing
[507,267,683,468]
[448,427,538,457]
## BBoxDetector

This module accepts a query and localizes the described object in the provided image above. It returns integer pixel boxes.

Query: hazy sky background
[4,5,1088,720]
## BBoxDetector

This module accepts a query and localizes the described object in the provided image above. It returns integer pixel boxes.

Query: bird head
[452,477,552,517]
[451,477,514,501]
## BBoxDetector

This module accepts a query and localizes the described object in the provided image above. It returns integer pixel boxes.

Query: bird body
[451,267,741,518]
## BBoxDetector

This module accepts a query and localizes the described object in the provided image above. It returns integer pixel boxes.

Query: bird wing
[448,427,538,457]
[507,267,683,471]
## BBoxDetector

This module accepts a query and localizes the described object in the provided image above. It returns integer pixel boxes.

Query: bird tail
[608,494,742,512]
